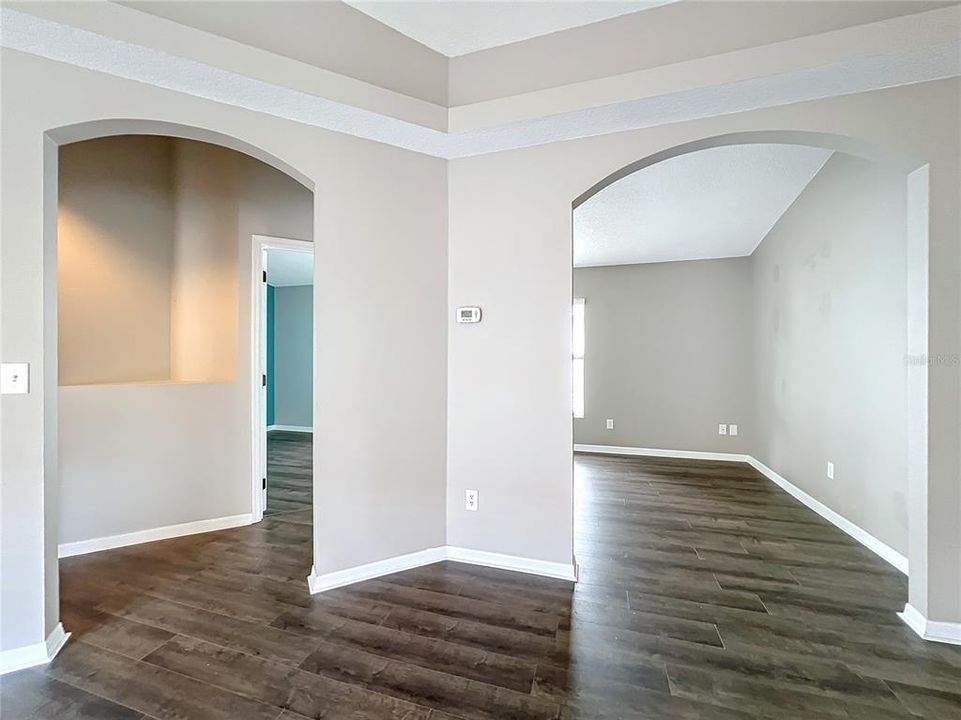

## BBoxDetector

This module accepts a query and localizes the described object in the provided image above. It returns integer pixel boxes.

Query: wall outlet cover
[718,424,727,435]
[465,489,478,511]
[606,419,614,430]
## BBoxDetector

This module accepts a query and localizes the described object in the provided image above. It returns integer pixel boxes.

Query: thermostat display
[456,306,482,323]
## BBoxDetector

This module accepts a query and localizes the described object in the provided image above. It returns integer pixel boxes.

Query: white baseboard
[899,603,961,645]
[573,443,908,576]
[446,546,578,581]
[307,545,577,594]
[308,547,447,593]
[268,425,312,433]
[58,513,253,558]
[574,444,750,463]
[0,623,70,675]
[746,457,909,575]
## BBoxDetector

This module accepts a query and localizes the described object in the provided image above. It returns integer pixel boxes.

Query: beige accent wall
[57,136,175,385]
[170,140,240,382]
[573,258,755,454]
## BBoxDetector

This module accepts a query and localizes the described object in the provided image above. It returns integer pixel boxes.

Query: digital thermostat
[456,306,482,323]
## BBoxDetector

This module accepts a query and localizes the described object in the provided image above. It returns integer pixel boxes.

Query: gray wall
[273,284,313,428]
[753,153,908,554]
[573,259,754,453]
[171,139,240,382]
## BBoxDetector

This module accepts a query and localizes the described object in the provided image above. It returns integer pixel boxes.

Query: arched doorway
[569,129,931,638]
[39,119,318,662]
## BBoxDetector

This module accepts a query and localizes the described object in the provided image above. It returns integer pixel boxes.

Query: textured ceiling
[267,249,313,287]
[345,1,672,57]
[574,144,833,267]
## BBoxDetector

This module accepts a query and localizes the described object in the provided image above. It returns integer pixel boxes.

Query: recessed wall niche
[58,135,305,385]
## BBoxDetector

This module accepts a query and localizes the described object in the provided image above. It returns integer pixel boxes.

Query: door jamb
[251,234,315,523]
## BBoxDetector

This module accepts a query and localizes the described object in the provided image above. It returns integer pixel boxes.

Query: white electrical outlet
[718,424,727,435]
[729,424,738,436]
[826,462,835,480]
[606,419,614,430]
[465,489,478,511]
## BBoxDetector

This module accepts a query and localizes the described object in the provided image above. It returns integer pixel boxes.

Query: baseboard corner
[307,546,447,594]
[899,603,961,645]
[307,545,578,595]
[0,623,71,676]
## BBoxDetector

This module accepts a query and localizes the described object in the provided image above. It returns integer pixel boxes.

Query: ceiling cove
[2,8,959,160]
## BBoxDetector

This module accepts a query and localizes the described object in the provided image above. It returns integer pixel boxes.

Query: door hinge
[262,270,267,283]
[262,374,267,387]
[262,477,267,490]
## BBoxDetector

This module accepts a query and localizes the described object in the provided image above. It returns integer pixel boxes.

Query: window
[573,298,585,419]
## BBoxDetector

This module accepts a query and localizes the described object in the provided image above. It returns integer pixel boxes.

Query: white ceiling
[574,144,833,268]
[345,1,673,57]
[267,249,313,287]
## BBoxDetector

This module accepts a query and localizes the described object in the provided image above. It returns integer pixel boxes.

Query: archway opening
[569,131,929,641]
[43,121,318,652]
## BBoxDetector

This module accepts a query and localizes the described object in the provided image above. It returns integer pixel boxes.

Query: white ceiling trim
[2,8,959,160]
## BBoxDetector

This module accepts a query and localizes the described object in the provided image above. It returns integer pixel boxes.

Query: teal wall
[266,283,275,426]
[273,285,313,427]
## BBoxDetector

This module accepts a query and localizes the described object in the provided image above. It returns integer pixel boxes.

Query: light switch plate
[729,424,738,436]
[0,363,29,395]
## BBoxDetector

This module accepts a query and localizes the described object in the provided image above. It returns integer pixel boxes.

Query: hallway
[2,455,959,719]
[265,431,313,517]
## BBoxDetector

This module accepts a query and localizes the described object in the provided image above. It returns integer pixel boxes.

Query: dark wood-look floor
[4,452,961,719]
[265,430,313,517]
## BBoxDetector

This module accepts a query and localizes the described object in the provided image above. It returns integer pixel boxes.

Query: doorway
[568,133,934,649]
[252,237,315,521]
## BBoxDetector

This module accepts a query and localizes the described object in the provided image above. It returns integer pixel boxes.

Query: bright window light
[573,298,585,418]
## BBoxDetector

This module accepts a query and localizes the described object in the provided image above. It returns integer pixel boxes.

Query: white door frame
[250,234,315,522]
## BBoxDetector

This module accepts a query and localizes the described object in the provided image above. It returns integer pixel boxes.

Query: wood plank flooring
[265,430,312,516]
[3,449,960,719]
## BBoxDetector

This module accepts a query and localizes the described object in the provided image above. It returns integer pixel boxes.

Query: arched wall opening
[40,119,317,643]
[569,130,930,634]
